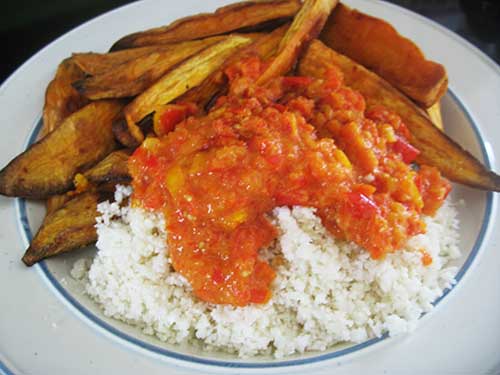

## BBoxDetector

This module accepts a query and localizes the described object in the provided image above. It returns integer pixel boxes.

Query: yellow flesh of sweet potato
[427,102,444,130]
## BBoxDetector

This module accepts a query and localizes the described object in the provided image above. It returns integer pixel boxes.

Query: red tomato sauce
[129,56,451,306]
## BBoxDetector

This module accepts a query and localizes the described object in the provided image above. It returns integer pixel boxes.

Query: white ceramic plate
[1,1,499,374]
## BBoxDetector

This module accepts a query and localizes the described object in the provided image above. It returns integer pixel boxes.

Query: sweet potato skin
[298,40,500,191]
[41,58,88,138]
[111,0,301,50]
[320,4,447,108]
[74,36,229,100]
[0,101,123,199]
[22,192,99,266]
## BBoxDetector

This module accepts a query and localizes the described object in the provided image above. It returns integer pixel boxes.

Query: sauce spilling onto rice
[129,57,450,306]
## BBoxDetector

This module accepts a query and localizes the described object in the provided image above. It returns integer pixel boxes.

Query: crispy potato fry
[0,101,123,199]
[257,0,338,85]
[41,58,88,138]
[72,46,170,75]
[83,149,132,186]
[22,192,100,266]
[123,35,252,144]
[74,36,231,100]
[320,4,447,108]
[178,25,288,109]
[427,102,444,130]
[111,0,300,50]
[299,40,500,191]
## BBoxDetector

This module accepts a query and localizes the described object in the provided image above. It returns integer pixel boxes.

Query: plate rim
[1,0,499,373]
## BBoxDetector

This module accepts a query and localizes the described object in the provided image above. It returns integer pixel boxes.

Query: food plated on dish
[1,0,498,361]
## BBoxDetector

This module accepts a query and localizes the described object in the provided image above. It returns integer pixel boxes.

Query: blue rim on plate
[11,89,494,369]
[0,362,14,375]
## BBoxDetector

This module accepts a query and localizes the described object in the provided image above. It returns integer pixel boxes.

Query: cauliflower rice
[73,185,460,358]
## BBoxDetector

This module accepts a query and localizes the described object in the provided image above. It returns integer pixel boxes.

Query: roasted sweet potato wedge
[72,46,169,75]
[123,35,252,144]
[41,58,89,138]
[46,149,130,215]
[83,149,132,186]
[46,194,73,215]
[74,36,230,100]
[320,3,447,108]
[178,25,288,109]
[22,192,100,266]
[427,102,444,130]
[0,101,123,199]
[257,0,338,85]
[46,175,91,215]
[299,40,500,191]
[111,0,300,50]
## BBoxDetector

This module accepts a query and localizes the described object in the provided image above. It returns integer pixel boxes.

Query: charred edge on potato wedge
[110,0,301,50]
[113,118,142,148]
[320,3,448,108]
[298,40,500,191]
[0,101,123,199]
[83,149,132,186]
[257,0,339,85]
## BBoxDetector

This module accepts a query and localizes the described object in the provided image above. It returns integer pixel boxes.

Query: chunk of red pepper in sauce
[129,56,451,306]
[393,137,420,164]
[153,103,198,137]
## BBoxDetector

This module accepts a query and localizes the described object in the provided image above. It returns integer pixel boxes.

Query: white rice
[75,185,460,358]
